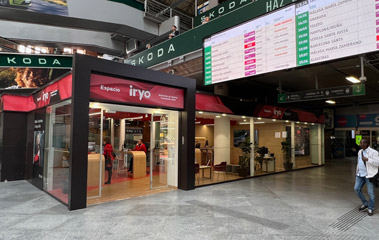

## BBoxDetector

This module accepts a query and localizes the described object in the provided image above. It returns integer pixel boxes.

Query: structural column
[250,117,255,176]
[214,117,230,165]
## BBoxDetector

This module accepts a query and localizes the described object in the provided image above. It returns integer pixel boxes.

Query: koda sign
[0,54,72,68]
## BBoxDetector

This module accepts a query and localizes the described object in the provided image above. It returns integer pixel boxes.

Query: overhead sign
[194,0,252,27]
[278,84,365,103]
[126,0,295,68]
[204,0,379,85]
[0,54,72,68]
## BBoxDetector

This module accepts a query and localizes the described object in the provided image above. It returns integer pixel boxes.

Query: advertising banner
[0,0,68,16]
[254,104,324,123]
[334,115,357,128]
[32,108,46,189]
[357,114,379,127]
[1,73,72,112]
[0,67,70,89]
[90,74,184,109]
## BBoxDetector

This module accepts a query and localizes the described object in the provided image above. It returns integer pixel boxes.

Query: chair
[213,162,227,181]
[195,163,200,185]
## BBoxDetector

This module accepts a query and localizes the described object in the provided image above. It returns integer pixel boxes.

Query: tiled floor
[1,158,378,239]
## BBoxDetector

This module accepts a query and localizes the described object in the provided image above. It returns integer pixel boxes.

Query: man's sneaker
[368,209,374,216]
[359,204,368,211]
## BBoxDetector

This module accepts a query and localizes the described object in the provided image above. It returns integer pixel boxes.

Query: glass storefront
[43,100,72,204]
[87,103,179,205]
[195,112,324,186]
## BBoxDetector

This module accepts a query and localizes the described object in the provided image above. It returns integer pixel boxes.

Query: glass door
[150,111,178,189]
[87,108,103,199]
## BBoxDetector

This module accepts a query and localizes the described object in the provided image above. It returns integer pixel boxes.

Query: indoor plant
[281,140,293,171]
[238,136,252,177]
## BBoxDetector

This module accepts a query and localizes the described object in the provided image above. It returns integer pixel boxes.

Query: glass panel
[43,101,71,204]
[87,108,103,198]
[293,123,312,169]
[151,112,178,188]
[310,125,319,165]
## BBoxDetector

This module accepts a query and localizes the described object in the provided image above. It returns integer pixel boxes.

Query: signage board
[1,74,73,112]
[278,85,365,103]
[356,135,362,145]
[90,74,184,109]
[0,0,69,16]
[126,0,295,68]
[204,0,379,85]
[194,0,252,27]
[334,115,357,128]
[0,54,72,68]
[357,114,379,127]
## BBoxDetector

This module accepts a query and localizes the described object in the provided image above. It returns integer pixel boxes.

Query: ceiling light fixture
[257,117,262,120]
[345,76,360,83]
[222,113,227,116]
[253,122,265,124]
[198,111,203,114]
[272,119,276,121]
[216,115,221,118]
[325,100,336,104]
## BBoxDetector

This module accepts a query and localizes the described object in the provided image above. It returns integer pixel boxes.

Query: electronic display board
[204,0,378,85]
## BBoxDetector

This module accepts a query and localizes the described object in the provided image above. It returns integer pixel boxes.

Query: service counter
[127,151,146,178]
[87,153,105,187]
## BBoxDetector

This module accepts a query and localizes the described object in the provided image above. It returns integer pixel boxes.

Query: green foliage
[281,140,291,163]
[0,69,16,88]
[239,136,252,169]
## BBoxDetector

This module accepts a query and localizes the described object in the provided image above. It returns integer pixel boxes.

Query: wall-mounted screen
[204,0,378,85]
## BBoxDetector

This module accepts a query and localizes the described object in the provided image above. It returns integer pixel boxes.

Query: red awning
[196,93,233,114]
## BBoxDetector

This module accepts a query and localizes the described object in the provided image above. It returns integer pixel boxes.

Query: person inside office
[128,139,147,174]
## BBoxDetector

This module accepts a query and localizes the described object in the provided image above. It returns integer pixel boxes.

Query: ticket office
[0,55,196,210]
[86,103,180,205]
[194,112,325,186]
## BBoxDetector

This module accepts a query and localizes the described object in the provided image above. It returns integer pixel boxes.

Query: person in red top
[103,139,114,184]
[128,139,147,174]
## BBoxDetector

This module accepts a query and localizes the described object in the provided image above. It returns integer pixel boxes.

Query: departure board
[204,0,379,85]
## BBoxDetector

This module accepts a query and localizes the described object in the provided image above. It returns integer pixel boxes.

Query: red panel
[1,95,35,112]
[254,104,324,123]
[34,74,72,109]
[90,74,184,109]
[195,93,233,114]
[1,74,72,112]
[254,105,285,119]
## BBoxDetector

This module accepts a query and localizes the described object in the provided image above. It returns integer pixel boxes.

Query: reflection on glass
[43,101,71,204]
[87,108,103,198]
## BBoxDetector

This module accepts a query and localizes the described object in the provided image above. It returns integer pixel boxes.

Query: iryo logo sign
[129,85,151,101]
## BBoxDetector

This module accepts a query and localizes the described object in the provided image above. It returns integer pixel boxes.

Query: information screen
[204,0,378,85]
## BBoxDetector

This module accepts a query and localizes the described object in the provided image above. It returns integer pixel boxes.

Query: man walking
[354,138,379,216]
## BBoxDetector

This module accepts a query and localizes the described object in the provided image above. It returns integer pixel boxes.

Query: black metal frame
[69,54,196,210]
